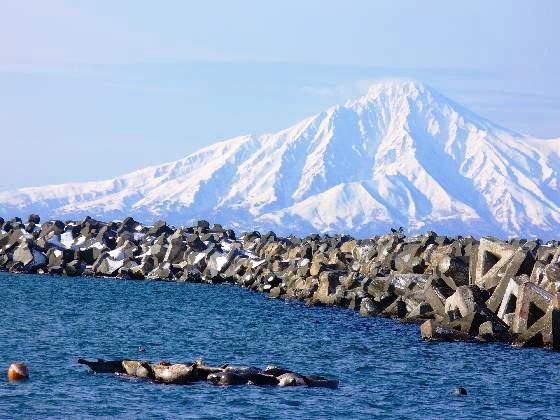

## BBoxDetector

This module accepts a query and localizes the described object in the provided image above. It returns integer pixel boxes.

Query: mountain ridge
[2,80,559,239]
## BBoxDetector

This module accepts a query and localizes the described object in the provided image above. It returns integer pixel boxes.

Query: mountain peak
[364,79,430,101]
[0,82,559,239]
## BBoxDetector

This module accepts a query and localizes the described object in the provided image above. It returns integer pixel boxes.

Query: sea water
[0,272,558,419]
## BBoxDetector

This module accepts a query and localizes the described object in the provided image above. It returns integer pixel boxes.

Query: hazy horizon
[2,0,559,190]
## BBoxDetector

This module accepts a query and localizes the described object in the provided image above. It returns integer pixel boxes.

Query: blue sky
[2,1,559,189]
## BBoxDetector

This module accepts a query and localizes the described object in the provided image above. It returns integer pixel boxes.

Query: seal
[223,366,278,386]
[207,371,248,386]
[303,375,339,389]
[454,387,468,396]
[263,365,293,377]
[135,362,154,379]
[151,362,197,384]
[247,373,279,386]
[78,358,125,374]
[277,372,307,387]
[191,360,224,381]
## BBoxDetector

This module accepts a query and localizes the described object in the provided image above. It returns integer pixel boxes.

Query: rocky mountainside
[1,80,559,238]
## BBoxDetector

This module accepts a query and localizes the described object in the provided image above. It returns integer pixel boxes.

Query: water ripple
[1,273,559,419]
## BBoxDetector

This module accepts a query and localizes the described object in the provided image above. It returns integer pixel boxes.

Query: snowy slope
[1,80,559,239]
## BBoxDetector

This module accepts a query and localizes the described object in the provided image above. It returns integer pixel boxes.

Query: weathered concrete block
[420,319,472,342]
[423,277,453,315]
[512,282,552,334]
[340,239,357,254]
[474,237,516,289]
[313,271,340,305]
[477,320,511,342]
[366,276,391,298]
[381,298,407,318]
[444,286,478,334]
[405,302,434,322]
[388,273,427,296]
[13,241,47,271]
[359,297,381,316]
[393,245,425,273]
[486,273,529,314]
[541,263,560,291]
[513,307,560,350]
[445,286,477,319]
[496,276,528,322]
[437,256,470,287]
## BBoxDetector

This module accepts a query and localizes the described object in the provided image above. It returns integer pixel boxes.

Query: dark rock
[359,297,381,316]
[28,214,41,224]
[147,220,173,237]
[178,269,202,283]
[65,260,84,277]
[13,240,47,271]
[75,248,96,265]
[420,319,473,342]
[197,220,210,230]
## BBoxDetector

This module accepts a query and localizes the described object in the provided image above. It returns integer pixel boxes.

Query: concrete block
[512,282,552,334]
[420,319,472,342]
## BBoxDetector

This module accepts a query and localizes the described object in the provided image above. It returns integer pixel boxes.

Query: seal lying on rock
[263,365,293,377]
[207,371,248,386]
[277,372,307,387]
[78,358,126,374]
[303,375,339,389]
[223,366,279,386]
[78,358,338,389]
[152,361,197,384]
[247,373,279,386]
[122,360,143,376]
[121,360,155,379]
[135,362,154,379]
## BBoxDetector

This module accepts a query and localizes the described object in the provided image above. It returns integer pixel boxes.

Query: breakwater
[1,214,559,350]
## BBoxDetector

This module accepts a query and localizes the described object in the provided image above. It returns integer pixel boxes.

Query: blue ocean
[0,272,558,419]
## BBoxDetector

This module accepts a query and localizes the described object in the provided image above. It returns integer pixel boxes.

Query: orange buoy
[7,363,29,381]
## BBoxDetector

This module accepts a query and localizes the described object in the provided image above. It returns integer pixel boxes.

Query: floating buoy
[8,363,29,381]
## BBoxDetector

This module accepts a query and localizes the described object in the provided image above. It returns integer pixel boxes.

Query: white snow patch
[60,231,75,249]
[251,259,265,268]
[106,258,124,273]
[108,247,125,260]
[74,235,86,248]
[220,241,232,251]
[215,255,229,271]
[133,232,146,241]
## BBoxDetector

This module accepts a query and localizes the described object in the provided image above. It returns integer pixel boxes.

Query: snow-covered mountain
[2,80,559,238]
